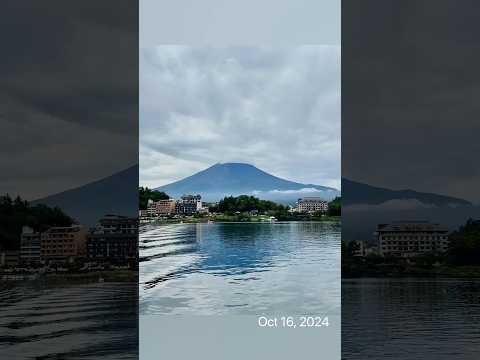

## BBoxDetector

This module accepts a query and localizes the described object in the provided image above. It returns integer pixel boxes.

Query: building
[20,226,41,265]
[147,199,156,217]
[41,225,88,263]
[156,199,176,215]
[377,221,449,257]
[297,197,329,213]
[87,215,138,263]
[176,194,202,215]
[0,250,20,268]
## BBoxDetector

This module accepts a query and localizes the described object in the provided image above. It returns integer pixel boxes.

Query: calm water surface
[0,282,137,359]
[342,278,480,359]
[140,221,341,315]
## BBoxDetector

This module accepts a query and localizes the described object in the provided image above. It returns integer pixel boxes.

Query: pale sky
[140,46,340,190]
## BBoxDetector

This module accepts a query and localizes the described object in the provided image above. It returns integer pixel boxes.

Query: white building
[377,221,449,257]
[20,226,41,264]
[147,199,156,217]
[297,197,329,213]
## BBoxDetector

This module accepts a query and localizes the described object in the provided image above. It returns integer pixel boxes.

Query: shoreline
[142,216,341,225]
[0,270,138,284]
[342,265,480,279]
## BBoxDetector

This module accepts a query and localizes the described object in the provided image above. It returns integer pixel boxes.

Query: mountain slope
[32,165,138,225]
[342,178,472,206]
[154,163,339,203]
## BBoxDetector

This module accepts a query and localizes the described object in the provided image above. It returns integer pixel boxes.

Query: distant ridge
[32,165,138,225]
[154,162,339,203]
[342,178,472,207]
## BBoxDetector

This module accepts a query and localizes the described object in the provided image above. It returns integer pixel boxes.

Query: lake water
[139,221,341,315]
[0,282,137,359]
[342,278,480,359]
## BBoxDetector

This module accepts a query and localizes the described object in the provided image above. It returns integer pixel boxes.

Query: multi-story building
[176,194,202,215]
[41,225,87,263]
[297,197,329,213]
[377,221,449,257]
[87,215,138,263]
[156,199,176,215]
[0,250,19,268]
[20,226,41,265]
[147,199,156,217]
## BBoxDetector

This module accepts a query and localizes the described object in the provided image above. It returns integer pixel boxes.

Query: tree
[448,218,480,265]
[328,197,341,216]
[215,195,284,215]
[139,187,169,210]
[0,194,73,250]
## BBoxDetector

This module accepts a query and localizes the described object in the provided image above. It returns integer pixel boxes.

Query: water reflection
[0,282,137,359]
[140,222,341,315]
[342,278,480,359]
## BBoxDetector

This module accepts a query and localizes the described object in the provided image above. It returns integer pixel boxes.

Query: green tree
[215,195,284,215]
[139,187,169,210]
[0,194,73,250]
[448,219,480,265]
[328,197,341,216]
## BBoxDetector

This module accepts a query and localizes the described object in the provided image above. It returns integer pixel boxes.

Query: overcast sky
[343,0,480,203]
[140,46,340,190]
[0,1,138,201]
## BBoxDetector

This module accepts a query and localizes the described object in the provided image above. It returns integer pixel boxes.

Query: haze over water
[140,221,340,315]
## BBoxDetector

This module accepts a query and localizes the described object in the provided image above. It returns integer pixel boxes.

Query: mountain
[342,178,472,207]
[32,165,138,225]
[341,178,474,242]
[154,163,339,203]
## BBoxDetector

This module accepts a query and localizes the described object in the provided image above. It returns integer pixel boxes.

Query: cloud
[140,46,340,190]
[344,199,437,213]
[252,188,334,195]
[0,1,138,200]
[343,1,480,202]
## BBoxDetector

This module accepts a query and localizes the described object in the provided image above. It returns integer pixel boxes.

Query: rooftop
[377,221,448,232]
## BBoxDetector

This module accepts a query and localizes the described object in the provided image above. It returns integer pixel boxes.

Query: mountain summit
[154,163,339,203]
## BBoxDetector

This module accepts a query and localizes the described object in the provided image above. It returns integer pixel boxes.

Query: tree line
[139,187,169,210]
[0,194,73,250]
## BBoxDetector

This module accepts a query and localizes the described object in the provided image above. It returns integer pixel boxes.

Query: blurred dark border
[0,1,138,359]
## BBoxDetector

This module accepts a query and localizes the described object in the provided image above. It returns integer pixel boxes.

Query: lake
[0,282,137,359]
[342,278,480,359]
[139,221,341,315]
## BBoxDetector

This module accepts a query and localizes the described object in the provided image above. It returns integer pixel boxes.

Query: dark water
[140,221,341,315]
[0,282,137,359]
[342,278,480,359]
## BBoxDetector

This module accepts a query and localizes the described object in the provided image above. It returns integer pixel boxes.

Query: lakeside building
[156,199,176,215]
[87,215,138,263]
[20,226,41,265]
[0,250,19,267]
[377,221,449,257]
[147,199,156,217]
[176,194,202,215]
[41,225,88,264]
[297,197,329,213]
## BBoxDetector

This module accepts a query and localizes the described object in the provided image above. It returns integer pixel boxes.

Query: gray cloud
[343,0,480,203]
[140,46,340,190]
[0,1,138,200]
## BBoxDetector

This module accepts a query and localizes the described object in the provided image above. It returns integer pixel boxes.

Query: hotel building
[156,199,176,215]
[20,226,41,265]
[87,215,138,263]
[297,197,329,213]
[377,221,449,257]
[41,225,88,263]
[176,194,202,215]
